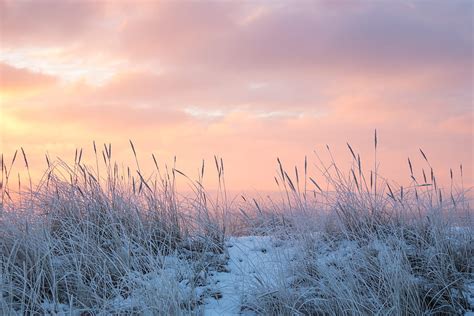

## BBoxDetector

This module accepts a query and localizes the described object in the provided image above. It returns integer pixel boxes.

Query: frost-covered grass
[0,145,228,315]
[235,140,473,315]
[1,138,473,315]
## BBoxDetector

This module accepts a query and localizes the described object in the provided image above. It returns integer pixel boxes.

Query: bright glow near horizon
[0,0,473,191]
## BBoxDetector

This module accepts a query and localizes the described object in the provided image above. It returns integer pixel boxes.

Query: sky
[0,0,473,192]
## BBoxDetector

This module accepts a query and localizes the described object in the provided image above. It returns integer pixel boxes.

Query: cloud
[4,103,189,133]
[0,0,472,189]
[108,1,472,80]
[0,0,105,46]
[0,62,57,92]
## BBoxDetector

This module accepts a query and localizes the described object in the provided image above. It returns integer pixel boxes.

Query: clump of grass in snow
[242,131,473,315]
[0,143,228,315]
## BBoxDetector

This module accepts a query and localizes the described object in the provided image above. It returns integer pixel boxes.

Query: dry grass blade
[284,171,296,192]
[419,148,429,164]
[408,158,413,176]
[386,183,395,200]
[20,147,29,169]
[277,158,284,179]
[347,143,356,160]
[309,177,322,192]
[201,159,205,179]
[11,150,18,167]
[152,153,159,172]
[374,129,377,149]
[136,170,153,193]
[351,169,360,192]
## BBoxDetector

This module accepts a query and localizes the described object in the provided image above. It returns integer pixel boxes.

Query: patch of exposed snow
[40,301,71,316]
[204,236,295,315]
[466,282,474,315]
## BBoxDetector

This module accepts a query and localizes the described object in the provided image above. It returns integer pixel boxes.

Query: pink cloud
[0,63,57,91]
[0,0,105,45]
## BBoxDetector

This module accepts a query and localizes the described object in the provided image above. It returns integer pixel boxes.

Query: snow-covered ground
[467,282,474,316]
[204,236,295,315]
[4,233,472,315]
[201,235,474,316]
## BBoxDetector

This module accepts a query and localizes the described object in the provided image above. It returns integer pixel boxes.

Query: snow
[40,301,71,316]
[8,235,472,315]
[204,236,295,315]
[203,235,474,315]
[466,282,474,316]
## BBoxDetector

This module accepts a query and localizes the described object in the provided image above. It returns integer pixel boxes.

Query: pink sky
[0,0,472,191]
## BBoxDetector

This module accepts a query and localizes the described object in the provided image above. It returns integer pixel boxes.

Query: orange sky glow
[0,0,473,192]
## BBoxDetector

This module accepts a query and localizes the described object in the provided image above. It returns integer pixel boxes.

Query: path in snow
[203,236,294,315]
